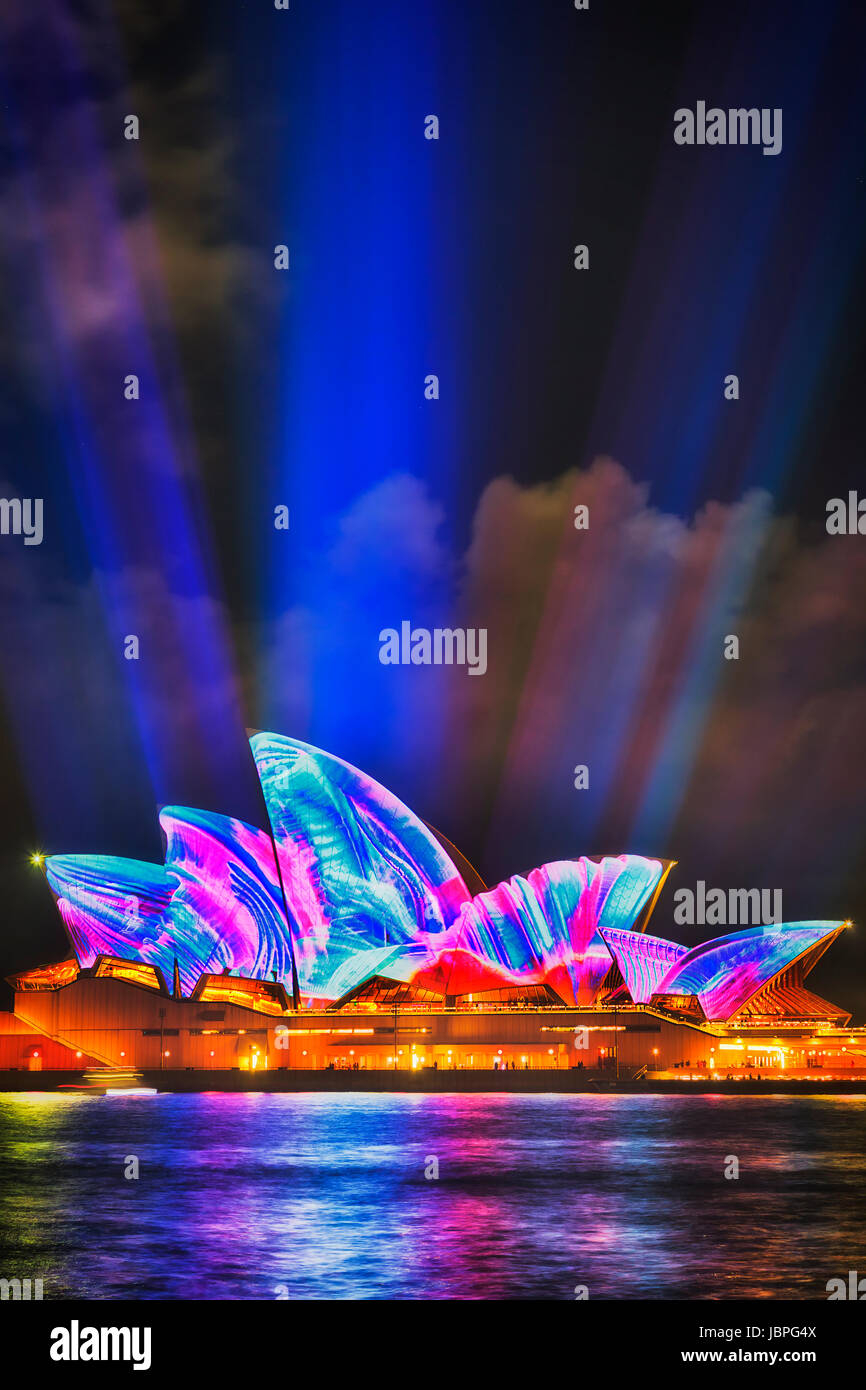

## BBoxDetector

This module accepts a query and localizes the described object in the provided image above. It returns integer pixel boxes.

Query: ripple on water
[0,1092,863,1299]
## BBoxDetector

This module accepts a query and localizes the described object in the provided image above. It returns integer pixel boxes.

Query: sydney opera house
[2,733,863,1082]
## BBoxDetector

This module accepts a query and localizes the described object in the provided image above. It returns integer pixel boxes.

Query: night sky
[1,1,865,1013]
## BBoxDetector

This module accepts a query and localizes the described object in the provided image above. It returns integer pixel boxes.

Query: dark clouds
[249,458,866,978]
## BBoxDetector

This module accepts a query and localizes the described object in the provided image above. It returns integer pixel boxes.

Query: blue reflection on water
[0,1093,863,1300]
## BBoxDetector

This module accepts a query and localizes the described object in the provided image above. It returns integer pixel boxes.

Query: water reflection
[0,1092,863,1299]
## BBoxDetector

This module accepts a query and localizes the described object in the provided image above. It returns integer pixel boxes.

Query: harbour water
[0,1092,863,1300]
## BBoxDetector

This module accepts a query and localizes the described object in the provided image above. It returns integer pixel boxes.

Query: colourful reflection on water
[0,1093,863,1299]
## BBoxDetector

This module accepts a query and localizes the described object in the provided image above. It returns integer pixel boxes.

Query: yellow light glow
[30,852,45,868]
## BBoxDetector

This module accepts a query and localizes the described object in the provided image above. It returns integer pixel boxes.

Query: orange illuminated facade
[3,950,866,1083]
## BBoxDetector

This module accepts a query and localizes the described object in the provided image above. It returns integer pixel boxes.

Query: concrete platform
[1,1068,865,1095]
